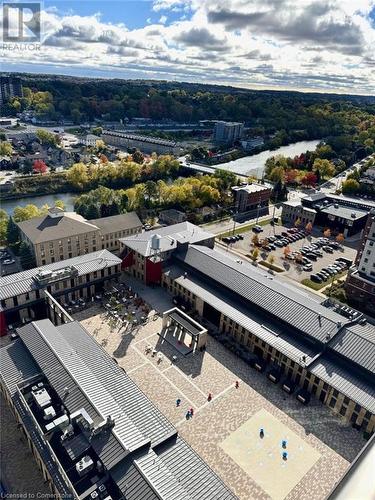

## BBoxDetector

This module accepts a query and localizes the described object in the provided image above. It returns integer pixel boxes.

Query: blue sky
[2,0,375,94]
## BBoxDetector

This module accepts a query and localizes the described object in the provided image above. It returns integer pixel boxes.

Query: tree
[13,204,42,222]
[301,172,317,187]
[19,241,36,270]
[36,129,59,147]
[132,150,144,164]
[33,159,48,174]
[268,254,275,268]
[342,178,360,194]
[283,246,291,258]
[85,203,100,220]
[0,141,13,156]
[251,233,259,246]
[6,216,20,247]
[269,166,285,183]
[66,163,89,189]
[305,222,313,233]
[250,248,259,263]
[336,233,345,245]
[0,209,9,245]
[313,159,335,180]
[323,228,331,238]
[294,218,301,228]
[54,200,65,210]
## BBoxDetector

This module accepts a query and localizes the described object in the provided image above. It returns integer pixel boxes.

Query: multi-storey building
[120,223,375,438]
[232,183,272,215]
[0,75,23,105]
[119,222,214,284]
[17,207,142,266]
[0,250,122,334]
[102,130,183,155]
[281,200,316,226]
[213,121,244,144]
[0,318,236,500]
[345,210,375,313]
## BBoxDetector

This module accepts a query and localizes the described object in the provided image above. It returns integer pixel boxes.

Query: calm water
[1,192,76,215]
[189,139,321,176]
[1,139,320,215]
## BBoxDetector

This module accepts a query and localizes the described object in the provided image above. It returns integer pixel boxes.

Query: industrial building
[0,250,122,335]
[232,183,273,215]
[0,318,235,500]
[120,223,375,438]
[17,207,142,266]
[102,130,183,155]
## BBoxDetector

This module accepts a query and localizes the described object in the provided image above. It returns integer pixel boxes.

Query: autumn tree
[250,248,259,263]
[33,159,48,174]
[336,233,345,245]
[313,158,335,180]
[251,233,259,246]
[323,228,331,238]
[36,129,59,147]
[294,218,301,228]
[0,141,13,156]
[66,163,89,189]
[283,246,291,258]
[301,172,317,187]
[13,204,42,222]
[305,222,313,233]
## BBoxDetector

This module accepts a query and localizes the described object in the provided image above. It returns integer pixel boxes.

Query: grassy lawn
[219,218,272,238]
[301,271,347,291]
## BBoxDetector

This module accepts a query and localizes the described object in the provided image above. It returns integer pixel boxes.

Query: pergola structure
[161,307,208,355]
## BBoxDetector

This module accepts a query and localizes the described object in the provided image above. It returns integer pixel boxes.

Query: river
[1,139,321,215]
[187,139,321,177]
[1,192,76,215]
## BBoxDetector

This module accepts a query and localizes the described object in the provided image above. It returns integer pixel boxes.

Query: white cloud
[1,0,374,94]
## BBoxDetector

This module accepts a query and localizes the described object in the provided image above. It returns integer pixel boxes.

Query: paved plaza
[74,284,366,500]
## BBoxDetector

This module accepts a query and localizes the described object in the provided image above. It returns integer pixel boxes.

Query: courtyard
[73,280,366,500]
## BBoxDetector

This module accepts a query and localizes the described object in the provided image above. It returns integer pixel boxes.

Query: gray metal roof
[59,321,176,447]
[176,245,346,344]
[328,322,375,374]
[156,436,236,500]
[320,204,368,221]
[0,340,74,497]
[165,265,319,364]
[309,356,375,413]
[120,222,214,257]
[12,319,236,499]
[0,249,121,301]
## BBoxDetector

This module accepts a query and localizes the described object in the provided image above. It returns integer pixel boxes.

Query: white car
[303,263,313,271]
[3,259,15,265]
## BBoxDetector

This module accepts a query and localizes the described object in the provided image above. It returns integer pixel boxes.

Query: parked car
[2,259,15,265]
[253,225,263,233]
[237,234,244,240]
[311,274,322,283]
[282,378,297,394]
[306,253,318,261]
[303,263,313,271]
[267,367,282,384]
[323,245,334,253]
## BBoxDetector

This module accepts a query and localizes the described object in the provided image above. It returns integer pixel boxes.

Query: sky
[1,0,375,95]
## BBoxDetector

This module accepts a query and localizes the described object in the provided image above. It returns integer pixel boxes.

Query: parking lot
[0,247,20,276]
[219,223,357,289]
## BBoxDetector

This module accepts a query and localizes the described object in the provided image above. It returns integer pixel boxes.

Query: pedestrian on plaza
[176,398,181,407]
[207,393,212,402]
[190,407,194,416]
[235,380,239,389]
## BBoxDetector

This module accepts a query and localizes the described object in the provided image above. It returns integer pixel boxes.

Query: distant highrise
[0,76,23,105]
[213,121,244,144]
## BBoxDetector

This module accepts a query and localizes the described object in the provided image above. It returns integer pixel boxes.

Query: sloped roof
[120,222,213,257]
[91,212,141,234]
[0,249,121,301]
[17,211,97,243]
[176,245,347,344]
